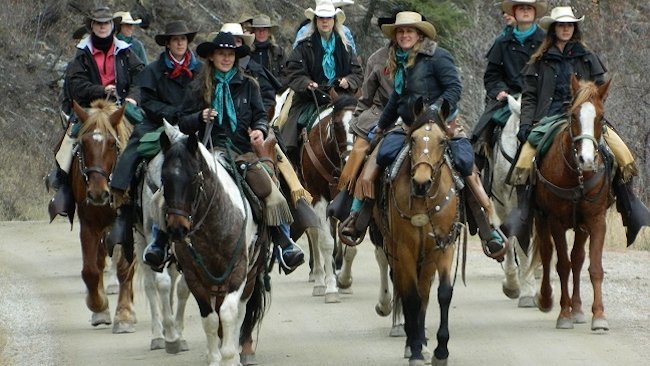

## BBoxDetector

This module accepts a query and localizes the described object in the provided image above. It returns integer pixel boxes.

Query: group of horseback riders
[46,0,649,278]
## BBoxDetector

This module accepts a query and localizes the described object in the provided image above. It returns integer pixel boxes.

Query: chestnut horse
[376,101,460,365]
[69,100,136,332]
[532,77,613,331]
[159,129,268,366]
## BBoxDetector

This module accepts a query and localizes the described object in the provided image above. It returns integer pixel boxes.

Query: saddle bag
[236,153,273,199]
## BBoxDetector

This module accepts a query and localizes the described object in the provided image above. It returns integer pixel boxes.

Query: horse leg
[534,216,554,313]
[337,241,357,293]
[374,245,392,317]
[112,248,136,333]
[432,248,455,366]
[305,226,326,296]
[516,236,537,308]
[80,224,111,326]
[587,219,608,331]
[501,236,520,299]
[105,251,119,295]
[173,271,191,351]
[549,222,573,329]
[219,284,247,366]
[570,229,588,324]
[312,200,340,303]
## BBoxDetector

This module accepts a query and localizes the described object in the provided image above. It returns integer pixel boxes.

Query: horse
[69,100,136,332]
[159,125,269,365]
[375,100,460,365]
[531,76,613,331]
[489,95,537,307]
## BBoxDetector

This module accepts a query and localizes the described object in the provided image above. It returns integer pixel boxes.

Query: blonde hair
[386,40,422,80]
[306,17,351,52]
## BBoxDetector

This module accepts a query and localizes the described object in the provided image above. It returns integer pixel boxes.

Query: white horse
[489,95,536,307]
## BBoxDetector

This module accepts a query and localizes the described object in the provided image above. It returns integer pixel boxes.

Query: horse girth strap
[302,130,340,184]
[535,166,606,202]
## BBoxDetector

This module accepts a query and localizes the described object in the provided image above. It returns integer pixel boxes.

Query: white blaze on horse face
[92,129,104,142]
[342,110,354,151]
[578,102,597,171]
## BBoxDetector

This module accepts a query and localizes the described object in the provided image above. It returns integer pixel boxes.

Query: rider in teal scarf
[321,33,337,84]
[212,68,238,132]
[393,48,409,95]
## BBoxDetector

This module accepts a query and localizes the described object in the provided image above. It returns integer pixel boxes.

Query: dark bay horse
[376,101,460,365]
[159,131,268,365]
[532,77,613,331]
[69,100,136,332]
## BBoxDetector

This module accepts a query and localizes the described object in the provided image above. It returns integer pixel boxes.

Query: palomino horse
[159,129,268,366]
[376,101,460,365]
[532,77,612,330]
[489,95,537,307]
[69,100,136,332]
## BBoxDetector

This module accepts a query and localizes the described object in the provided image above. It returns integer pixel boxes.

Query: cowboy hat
[305,0,346,24]
[250,14,279,29]
[220,23,255,47]
[539,6,584,30]
[501,0,548,18]
[85,6,120,30]
[196,32,250,59]
[155,21,197,46]
[113,11,142,25]
[381,11,436,40]
[332,0,354,7]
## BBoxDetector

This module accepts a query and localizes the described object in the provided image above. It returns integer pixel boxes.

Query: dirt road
[1,221,649,365]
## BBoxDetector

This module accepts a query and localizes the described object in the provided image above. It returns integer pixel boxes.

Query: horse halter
[410,122,446,181]
[165,170,206,225]
[76,131,117,184]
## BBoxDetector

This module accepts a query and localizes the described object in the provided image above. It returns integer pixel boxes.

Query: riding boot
[271,223,305,275]
[290,197,320,241]
[464,171,508,261]
[327,189,354,221]
[105,190,135,263]
[613,177,650,246]
[500,184,533,253]
[338,198,374,246]
[143,224,170,272]
[47,130,77,224]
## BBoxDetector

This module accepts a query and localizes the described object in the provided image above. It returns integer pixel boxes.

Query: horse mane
[78,100,132,148]
[570,80,600,115]
[332,94,357,113]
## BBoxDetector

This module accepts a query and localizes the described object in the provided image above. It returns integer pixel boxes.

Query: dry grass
[605,208,650,251]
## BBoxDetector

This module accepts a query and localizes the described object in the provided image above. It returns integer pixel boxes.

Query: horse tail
[239,227,271,344]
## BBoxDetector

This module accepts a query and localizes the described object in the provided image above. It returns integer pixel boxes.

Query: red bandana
[168,51,193,79]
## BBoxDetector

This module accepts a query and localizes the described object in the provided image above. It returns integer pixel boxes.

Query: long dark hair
[530,22,583,63]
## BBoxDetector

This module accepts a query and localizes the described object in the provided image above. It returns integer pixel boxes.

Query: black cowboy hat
[85,6,120,31]
[155,21,197,46]
[196,32,250,59]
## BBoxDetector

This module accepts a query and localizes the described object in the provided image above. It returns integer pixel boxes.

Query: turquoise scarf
[212,68,238,133]
[321,34,337,84]
[513,24,537,46]
[394,48,410,95]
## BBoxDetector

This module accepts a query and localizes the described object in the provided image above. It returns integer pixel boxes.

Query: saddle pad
[490,103,512,127]
[137,126,164,158]
[124,103,145,125]
[528,114,567,157]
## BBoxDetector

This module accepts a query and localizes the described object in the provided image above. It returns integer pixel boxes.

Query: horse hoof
[112,320,135,334]
[337,276,352,289]
[375,303,391,317]
[404,345,410,358]
[241,353,259,365]
[106,283,119,295]
[535,294,553,313]
[502,283,520,299]
[389,324,406,337]
[432,357,448,366]
[165,339,182,354]
[572,311,586,324]
[308,272,316,283]
[591,317,609,331]
[518,296,536,308]
[150,338,165,350]
[422,346,432,364]
[325,292,340,303]
[556,316,574,329]
[312,285,326,297]
[338,287,353,295]
[91,310,111,326]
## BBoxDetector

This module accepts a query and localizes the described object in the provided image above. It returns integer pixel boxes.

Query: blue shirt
[293,24,357,55]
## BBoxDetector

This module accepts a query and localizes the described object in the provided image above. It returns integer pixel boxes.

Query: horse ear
[439,99,451,121]
[570,74,581,97]
[598,79,612,103]
[160,131,171,153]
[187,133,199,155]
[413,96,424,116]
[72,100,89,123]
[109,105,126,128]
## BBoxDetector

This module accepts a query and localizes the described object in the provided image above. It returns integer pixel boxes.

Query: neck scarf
[212,68,238,132]
[91,33,113,53]
[394,48,410,95]
[321,33,337,84]
[166,50,194,79]
[513,24,537,46]
[116,33,132,44]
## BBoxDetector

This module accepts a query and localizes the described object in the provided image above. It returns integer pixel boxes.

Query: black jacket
[251,40,285,81]
[240,56,276,113]
[178,69,268,154]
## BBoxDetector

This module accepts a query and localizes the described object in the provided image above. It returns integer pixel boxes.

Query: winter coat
[240,56,277,113]
[66,36,144,108]
[251,40,285,81]
[351,44,393,138]
[377,39,462,130]
[520,42,606,127]
[178,69,268,154]
[136,51,202,126]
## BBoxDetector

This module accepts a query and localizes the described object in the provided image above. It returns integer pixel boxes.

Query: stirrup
[274,244,305,275]
[338,213,365,246]
[482,227,509,262]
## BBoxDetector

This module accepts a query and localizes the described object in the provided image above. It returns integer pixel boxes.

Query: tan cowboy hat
[501,0,548,18]
[220,23,255,47]
[305,0,346,24]
[381,11,436,40]
[250,14,278,29]
[154,21,197,46]
[85,6,120,30]
[539,6,584,30]
[113,11,142,25]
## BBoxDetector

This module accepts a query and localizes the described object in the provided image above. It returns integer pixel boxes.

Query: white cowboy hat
[220,23,255,47]
[113,11,142,25]
[501,0,548,18]
[332,0,354,7]
[381,11,436,40]
[539,6,584,30]
[305,0,346,24]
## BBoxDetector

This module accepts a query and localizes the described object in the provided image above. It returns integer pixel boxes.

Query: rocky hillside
[1,0,648,220]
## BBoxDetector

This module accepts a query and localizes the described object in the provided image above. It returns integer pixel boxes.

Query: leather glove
[517,123,533,143]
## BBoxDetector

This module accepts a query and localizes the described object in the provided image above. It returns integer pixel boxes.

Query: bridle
[75,131,118,185]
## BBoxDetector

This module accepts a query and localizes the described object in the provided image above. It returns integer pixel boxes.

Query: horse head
[568,75,611,172]
[409,97,450,197]
[72,100,127,206]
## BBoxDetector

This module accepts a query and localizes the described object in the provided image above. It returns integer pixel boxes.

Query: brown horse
[69,100,136,332]
[376,101,460,365]
[532,76,612,331]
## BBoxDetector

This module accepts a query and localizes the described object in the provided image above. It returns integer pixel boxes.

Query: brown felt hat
[155,21,197,46]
